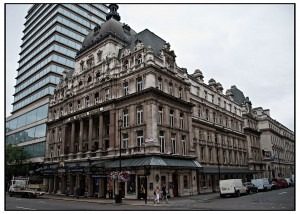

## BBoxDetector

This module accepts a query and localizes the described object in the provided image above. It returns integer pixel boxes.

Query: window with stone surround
[158,106,163,125]
[169,109,174,127]
[97,50,102,62]
[123,109,129,127]
[158,77,163,90]
[179,87,183,98]
[136,77,143,92]
[122,133,128,149]
[182,135,186,155]
[171,134,176,154]
[136,130,144,149]
[94,92,99,104]
[105,88,110,100]
[169,82,173,95]
[180,112,184,129]
[123,81,129,96]
[136,106,143,125]
[159,131,165,153]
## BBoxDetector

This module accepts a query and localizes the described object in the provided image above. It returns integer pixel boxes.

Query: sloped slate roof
[229,85,246,105]
[126,29,166,57]
[104,156,202,169]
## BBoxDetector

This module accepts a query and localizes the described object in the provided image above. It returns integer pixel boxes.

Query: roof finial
[106,4,121,21]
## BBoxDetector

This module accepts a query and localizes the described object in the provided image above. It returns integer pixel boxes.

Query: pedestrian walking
[162,184,168,203]
[154,186,160,204]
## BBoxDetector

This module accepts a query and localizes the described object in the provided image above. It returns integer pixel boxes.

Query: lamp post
[117,117,123,203]
[215,135,221,192]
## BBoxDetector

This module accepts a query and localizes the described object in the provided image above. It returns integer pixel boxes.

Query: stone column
[98,114,103,151]
[61,125,66,156]
[79,119,84,153]
[45,130,50,159]
[109,110,116,149]
[88,116,93,152]
[48,177,54,193]
[145,102,158,146]
[61,175,66,194]
[70,122,75,154]
[87,175,93,197]
[53,176,57,193]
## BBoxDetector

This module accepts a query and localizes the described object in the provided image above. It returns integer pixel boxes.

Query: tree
[5,145,30,189]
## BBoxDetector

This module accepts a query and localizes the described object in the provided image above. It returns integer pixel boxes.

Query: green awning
[103,156,202,169]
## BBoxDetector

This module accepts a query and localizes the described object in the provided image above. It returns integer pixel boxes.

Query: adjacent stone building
[252,107,294,179]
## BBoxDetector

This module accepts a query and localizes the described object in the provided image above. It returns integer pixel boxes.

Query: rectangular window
[158,106,163,125]
[206,109,209,121]
[136,106,143,125]
[204,90,207,100]
[211,94,214,103]
[218,97,221,106]
[105,88,110,100]
[179,88,182,98]
[159,131,165,153]
[201,146,205,161]
[171,135,176,154]
[136,77,143,92]
[169,110,174,127]
[180,113,184,129]
[182,135,186,155]
[123,109,129,127]
[123,82,129,96]
[158,78,163,90]
[122,133,128,149]
[169,83,173,95]
[136,130,144,149]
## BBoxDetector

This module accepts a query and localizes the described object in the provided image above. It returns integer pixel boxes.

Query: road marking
[278,192,287,195]
[16,206,36,210]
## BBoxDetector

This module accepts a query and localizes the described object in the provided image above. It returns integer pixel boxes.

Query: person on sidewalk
[162,184,168,203]
[154,186,160,204]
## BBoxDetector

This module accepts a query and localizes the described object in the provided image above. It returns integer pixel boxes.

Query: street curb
[42,196,163,206]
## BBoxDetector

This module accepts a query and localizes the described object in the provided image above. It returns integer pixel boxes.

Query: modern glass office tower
[6,4,108,162]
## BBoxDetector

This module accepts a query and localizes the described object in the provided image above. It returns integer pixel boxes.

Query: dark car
[244,182,258,194]
[272,178,288,189]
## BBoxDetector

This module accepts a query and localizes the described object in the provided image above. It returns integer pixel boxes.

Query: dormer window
[80,61,84,71]
[169,82,173,95]
[85,96,90,107]
[123,60,129,70]
[136,54,142,65]
[87,56,94,69]
[94,92,99,104]
[87,76,92,83]
[97,51,102,62]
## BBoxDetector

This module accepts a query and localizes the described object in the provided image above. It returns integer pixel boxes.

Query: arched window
[123,60,129,70]
[136,54,142,64]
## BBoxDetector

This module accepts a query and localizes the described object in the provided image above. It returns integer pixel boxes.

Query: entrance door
[79,175,85,196]
[138,176,146,199]
[172,173,178,197]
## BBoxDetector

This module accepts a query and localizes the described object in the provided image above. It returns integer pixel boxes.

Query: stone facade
[42,4,294,199]
[253,107,294,179]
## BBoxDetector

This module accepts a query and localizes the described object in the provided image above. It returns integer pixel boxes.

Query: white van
[251,178,272,191]
[219,179,247,197]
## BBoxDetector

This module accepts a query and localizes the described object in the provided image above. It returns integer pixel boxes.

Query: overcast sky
[5,4,294,131]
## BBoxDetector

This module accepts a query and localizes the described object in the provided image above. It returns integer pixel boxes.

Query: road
[5,187,295,211]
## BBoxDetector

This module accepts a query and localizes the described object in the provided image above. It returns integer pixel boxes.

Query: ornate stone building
[43,4,201,199]
[42,4,294,198]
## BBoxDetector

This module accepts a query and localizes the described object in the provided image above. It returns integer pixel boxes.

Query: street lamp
[215,135,221,192]
[117,117,123,203]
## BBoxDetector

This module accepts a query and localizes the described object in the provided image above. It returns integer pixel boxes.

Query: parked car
[271,178,288,189]
[243,182,258,194]
[284,178,292,187]
[219,179,248,198]
[251,178,272,191]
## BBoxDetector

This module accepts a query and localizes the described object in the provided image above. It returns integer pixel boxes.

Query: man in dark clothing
[162,184,168,203]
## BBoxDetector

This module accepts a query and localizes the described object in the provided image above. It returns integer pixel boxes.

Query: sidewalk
[42,192,220,206]
[42,194,162,206]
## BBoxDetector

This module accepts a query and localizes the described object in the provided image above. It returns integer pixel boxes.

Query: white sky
[4,3,294,131]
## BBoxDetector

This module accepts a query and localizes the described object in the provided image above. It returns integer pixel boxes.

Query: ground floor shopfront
[42,156,202,199]
[197,165,253,193]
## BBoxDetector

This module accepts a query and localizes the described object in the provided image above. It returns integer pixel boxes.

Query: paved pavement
[5,187,295,211]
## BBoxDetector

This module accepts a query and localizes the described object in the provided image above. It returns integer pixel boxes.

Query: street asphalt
[5,186,295,211]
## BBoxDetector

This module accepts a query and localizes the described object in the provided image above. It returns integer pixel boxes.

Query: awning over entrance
[102,156,202,169]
